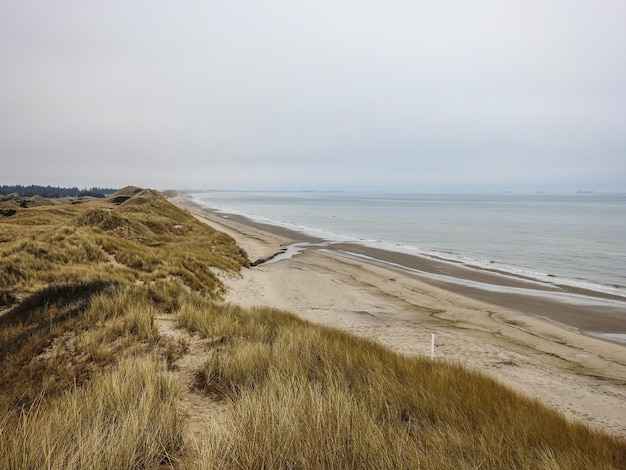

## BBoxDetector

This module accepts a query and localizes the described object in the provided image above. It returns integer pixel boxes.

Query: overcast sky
[1,1,625,192]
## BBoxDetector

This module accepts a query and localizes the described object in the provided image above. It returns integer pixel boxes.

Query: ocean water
[191,191,626,299]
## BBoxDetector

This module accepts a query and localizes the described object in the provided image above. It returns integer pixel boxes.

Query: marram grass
[182,301,626,469]
[1,188,625,469]
[0,355,184,470]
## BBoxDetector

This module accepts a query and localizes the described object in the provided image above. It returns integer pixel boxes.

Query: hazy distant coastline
[190,191,626,343]
[175,193,626,438]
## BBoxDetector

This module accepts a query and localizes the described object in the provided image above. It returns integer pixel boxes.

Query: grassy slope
[0,189,246,468]
[0,189,624,469]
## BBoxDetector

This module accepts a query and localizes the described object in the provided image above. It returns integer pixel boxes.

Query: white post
[430,333,435,360]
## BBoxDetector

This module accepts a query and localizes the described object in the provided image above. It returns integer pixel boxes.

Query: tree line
[0,185,118,199]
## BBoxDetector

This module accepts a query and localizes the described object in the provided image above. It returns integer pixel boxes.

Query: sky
[1,1,625,192]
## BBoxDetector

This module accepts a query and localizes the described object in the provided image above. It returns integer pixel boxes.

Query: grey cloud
[1,1,625,191]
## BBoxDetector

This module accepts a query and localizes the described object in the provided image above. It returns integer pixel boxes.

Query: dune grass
[0,355,184,470]
[0,187,246,299]
[179,300,626,469]
[0,189,246,468]
[1,188,625,469]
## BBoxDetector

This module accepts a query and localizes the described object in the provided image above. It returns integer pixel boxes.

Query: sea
[191,191,626,301]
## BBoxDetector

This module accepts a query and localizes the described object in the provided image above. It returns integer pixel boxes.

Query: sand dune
[174,195,626,438]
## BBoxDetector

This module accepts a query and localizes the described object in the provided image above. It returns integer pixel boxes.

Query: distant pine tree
[0,185,118,198]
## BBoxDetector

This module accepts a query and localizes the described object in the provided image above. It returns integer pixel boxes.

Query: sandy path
[175,196,626,438]
[156,314,229,448]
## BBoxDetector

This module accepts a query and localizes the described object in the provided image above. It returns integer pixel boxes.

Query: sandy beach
[173,195,626,438]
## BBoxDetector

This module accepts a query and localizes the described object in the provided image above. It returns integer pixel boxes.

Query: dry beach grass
[183,196,626,439]
[181,300,626,469]
[0,188,625,468]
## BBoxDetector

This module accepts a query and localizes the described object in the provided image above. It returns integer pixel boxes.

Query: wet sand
[328,243,626,336]
[173,195,626,438]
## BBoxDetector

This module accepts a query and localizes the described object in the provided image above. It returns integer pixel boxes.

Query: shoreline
[327,243,626,339]
[173,195,626,437]
[185,196,626,342]
[191,193,626,302]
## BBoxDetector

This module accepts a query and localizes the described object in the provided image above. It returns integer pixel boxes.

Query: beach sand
[173,195,626,438]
